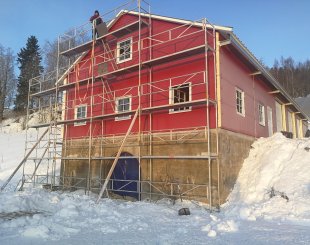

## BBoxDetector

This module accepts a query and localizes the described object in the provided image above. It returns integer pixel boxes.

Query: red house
[27,7,309,206]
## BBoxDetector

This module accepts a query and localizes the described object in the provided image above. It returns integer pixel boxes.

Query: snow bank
[226,133,310,223]
[0,188,230,243]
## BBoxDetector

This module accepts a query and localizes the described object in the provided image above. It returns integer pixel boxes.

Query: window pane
[119,39,131,61]
[77,106,86,119]
[258,104,265,125]
[117,98,130,112]
[171,84,190,112]
[236,89,244,115]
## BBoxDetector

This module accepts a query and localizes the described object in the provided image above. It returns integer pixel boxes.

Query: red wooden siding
[220,47,276,137]
[63,13,215,139]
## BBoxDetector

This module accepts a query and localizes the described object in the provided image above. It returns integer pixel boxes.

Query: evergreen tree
[15,36,43,111]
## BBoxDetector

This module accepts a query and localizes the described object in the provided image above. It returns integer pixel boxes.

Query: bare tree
[270,57,310,98]
[42,28,90,76]
[0,45,15,122]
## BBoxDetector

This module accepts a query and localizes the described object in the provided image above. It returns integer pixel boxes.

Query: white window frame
[115,96,132,121]
[169,82,192,114]
[74,104,87,126]
[116,37,132,64]
[235,88,245,116]
[258,103,265,126]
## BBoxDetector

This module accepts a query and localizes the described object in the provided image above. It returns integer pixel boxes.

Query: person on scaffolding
[90,10,103,39]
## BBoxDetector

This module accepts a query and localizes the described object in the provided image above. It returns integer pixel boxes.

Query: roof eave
[114,10,233,32]
[229,33,309,121]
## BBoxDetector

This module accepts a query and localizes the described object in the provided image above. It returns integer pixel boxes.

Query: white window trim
[116,37,133,64]
[235,87,245,117]
[258,103,266,126]
[169,82,192,114]
[74,104,87,126]
[115,96,132,121]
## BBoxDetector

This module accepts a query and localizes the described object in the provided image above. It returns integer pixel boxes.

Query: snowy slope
[0,119,26,189]
[225,133,310,223]
[0,121,310,244]
[0,117,42,190]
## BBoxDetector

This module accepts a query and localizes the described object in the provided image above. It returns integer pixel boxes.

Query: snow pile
[226,133,310,223]
[0,189,235,243]
[0,117,25,134]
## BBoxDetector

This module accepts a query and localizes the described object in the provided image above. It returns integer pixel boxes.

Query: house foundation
[60,128,253,205]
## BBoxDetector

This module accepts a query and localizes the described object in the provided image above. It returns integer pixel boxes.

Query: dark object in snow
[178,208,190,215]
[305,129,310,138]
[0,211,44,221]
[267,187,289,202]
[280,192,289,202]
[281,131,293,139]
[304,147,310,152]
[42,184,51,190]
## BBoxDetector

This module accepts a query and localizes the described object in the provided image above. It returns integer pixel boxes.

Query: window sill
[169,106,192,114]
[236,111,245,117]
[74,122,87,126]
[116,57,132,64]
[115,115,131,121]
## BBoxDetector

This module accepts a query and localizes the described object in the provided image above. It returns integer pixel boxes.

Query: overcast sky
[0,0,309,67]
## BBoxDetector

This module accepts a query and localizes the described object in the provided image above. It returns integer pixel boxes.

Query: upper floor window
[116,37,132,63]
[74,105,87,126]
[235,88,245,116]
[258,103,265,126]
[169,83,191,113]
[115,96,131,121]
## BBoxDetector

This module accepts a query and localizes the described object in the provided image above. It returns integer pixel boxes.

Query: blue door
[111,152,139,199]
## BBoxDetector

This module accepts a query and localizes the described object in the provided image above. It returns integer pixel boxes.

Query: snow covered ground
[0,119,310,244]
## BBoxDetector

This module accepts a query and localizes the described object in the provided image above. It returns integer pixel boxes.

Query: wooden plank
[96,107,139,203]
[61,21,148,57]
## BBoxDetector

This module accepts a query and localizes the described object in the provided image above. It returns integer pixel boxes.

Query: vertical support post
[20,78,33,189]
[203,18,212,210]
[86,27,96,193]
[137,0,142,201]
[215,31,221,207]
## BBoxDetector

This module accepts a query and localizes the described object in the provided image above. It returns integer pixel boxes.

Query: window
[235,88,245,116]
[258,103,265,126]
[169,83,191,113]
[275,101,283,132]
[116,38,132,63]
[115,96,131,121]
[74,105,87,126]
[267,106,273,136]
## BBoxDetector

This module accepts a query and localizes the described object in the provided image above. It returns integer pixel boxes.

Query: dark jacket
[90,14,102,26]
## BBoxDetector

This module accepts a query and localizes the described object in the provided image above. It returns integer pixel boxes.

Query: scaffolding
[19,0,220,208]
